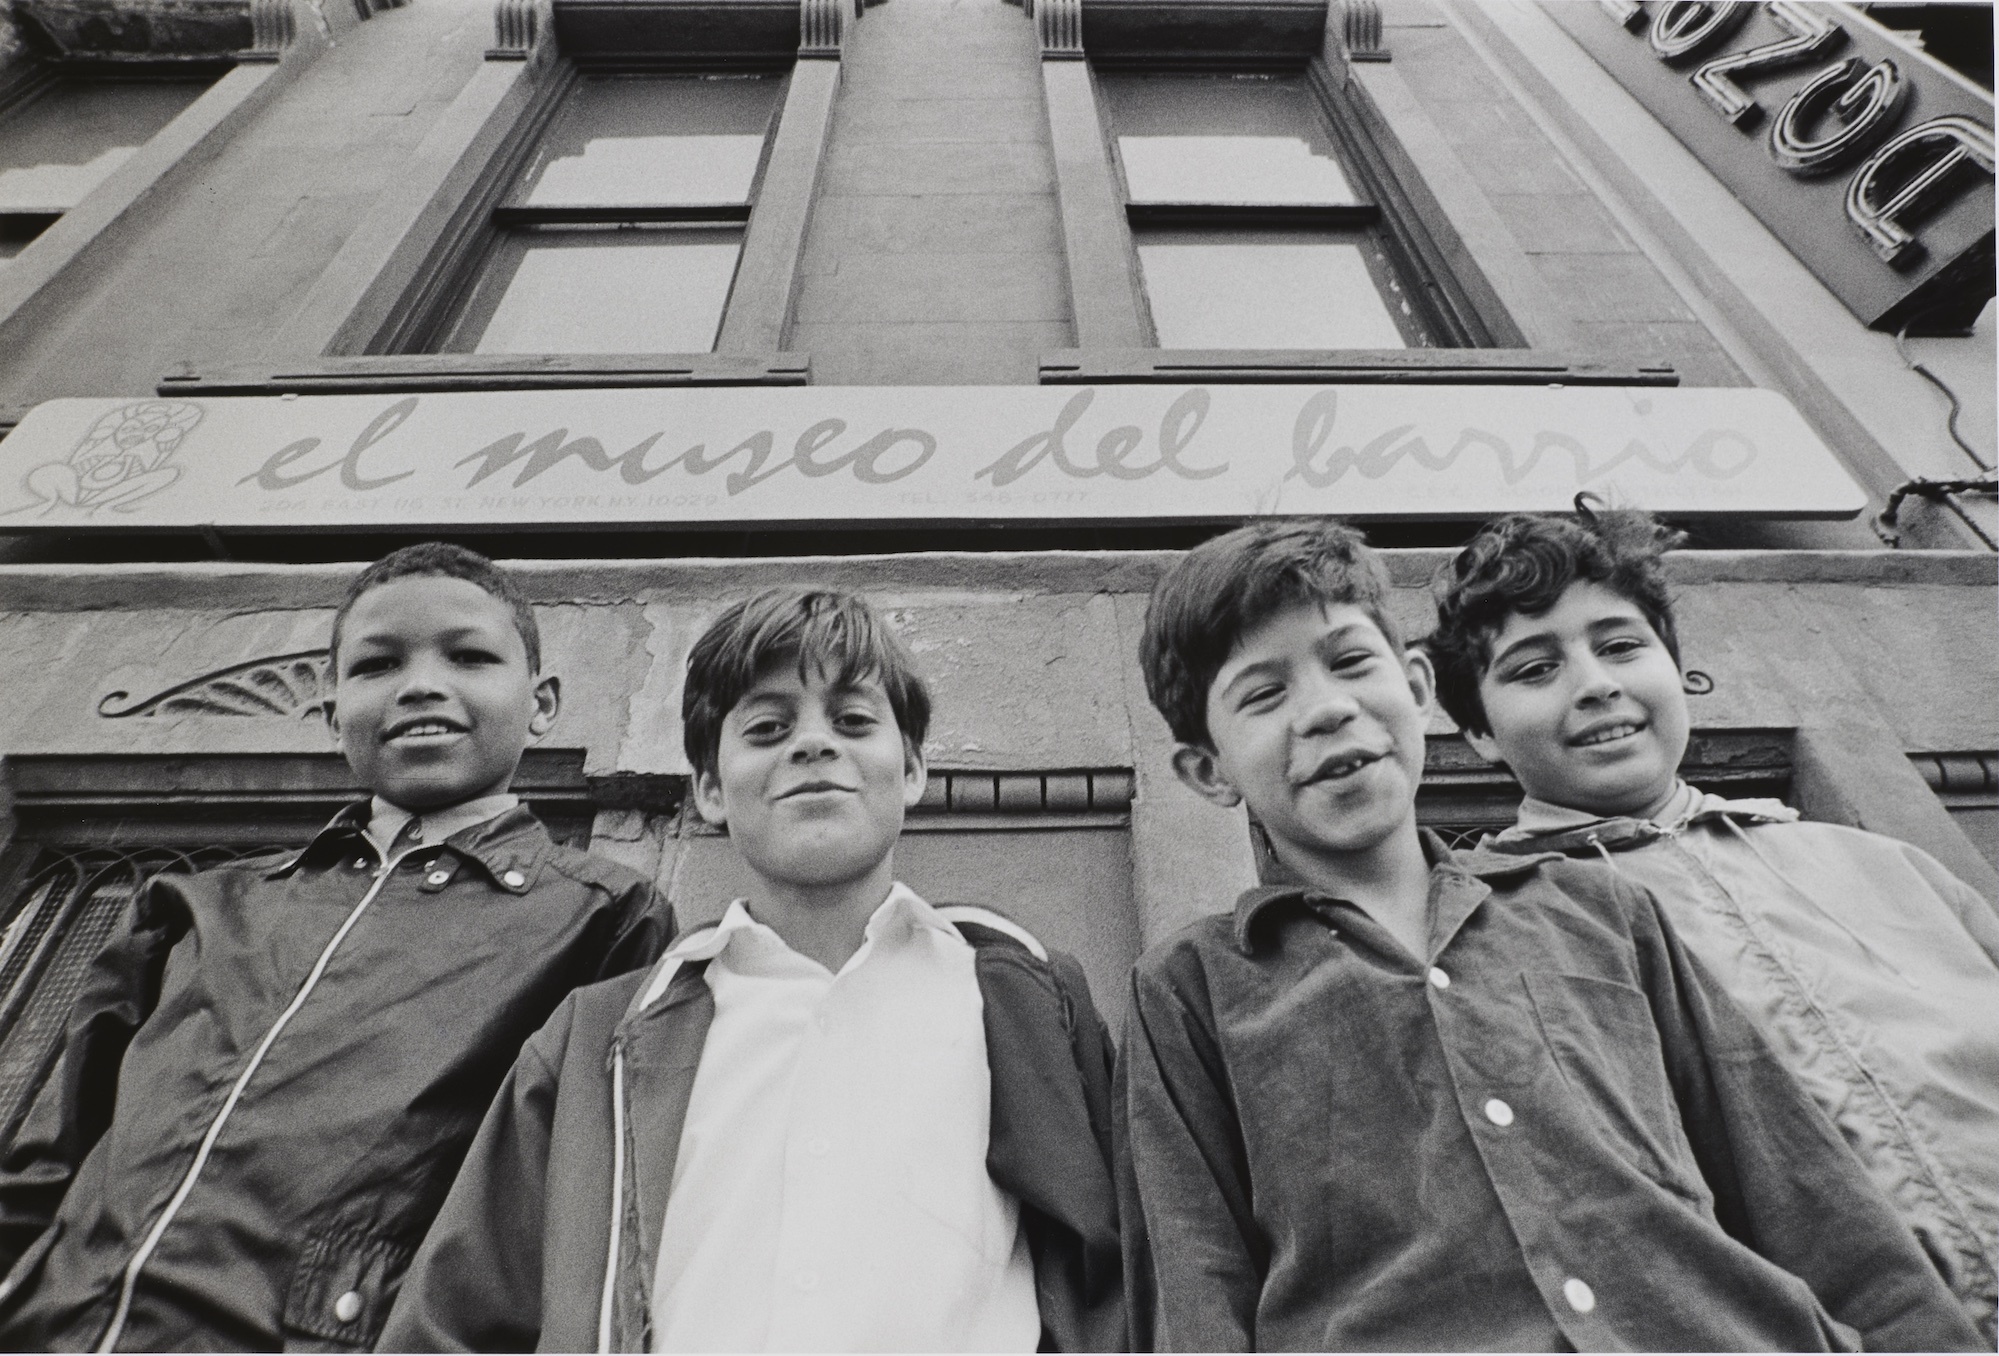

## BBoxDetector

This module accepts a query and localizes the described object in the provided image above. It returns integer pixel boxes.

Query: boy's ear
[1171,742,1243,809]
[1402,646,1437,714]
[900,737,929,809]
[1462,727,1507,767]
[527,674,561,738]
[691,765,729,829]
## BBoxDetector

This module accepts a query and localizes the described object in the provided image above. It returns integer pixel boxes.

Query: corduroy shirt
[1115,832,1981,1353]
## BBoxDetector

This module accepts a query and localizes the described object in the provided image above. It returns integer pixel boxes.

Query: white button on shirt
[649,886,1040,1353]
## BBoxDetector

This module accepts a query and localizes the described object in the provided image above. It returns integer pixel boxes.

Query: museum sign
[0,385,1865,531]
[1550,0,1995,334]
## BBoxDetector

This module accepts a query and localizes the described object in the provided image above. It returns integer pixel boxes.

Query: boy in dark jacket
[382,587,1122,1353]
[1116,518,1979,1351]
[0,543,671,1352]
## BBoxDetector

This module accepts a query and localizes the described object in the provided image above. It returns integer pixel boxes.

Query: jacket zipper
[95,844,420,1353]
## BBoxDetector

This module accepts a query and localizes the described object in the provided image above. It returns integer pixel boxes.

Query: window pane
[1100,74,1359,206]
[462,227,742,354]
[516,75,781,208]
[0,80,207,213]
[1138,234,1410,349]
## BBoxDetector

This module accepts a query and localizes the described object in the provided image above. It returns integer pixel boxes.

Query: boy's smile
[1465,580,1689,819]
[328,575,558,812]
[695,662,925,894]
[1175,602,1432,877]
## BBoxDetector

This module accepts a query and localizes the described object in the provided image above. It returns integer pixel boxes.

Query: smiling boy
[382,587,1121,1353]
[0,543,671,1351]
[1117,519,1980,1352]
[1428,509,1999,1343]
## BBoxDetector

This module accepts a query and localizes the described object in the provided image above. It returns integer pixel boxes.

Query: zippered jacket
[379,906,1124,1353]
[1485,788,1999,1344]
[0,803,671,1352]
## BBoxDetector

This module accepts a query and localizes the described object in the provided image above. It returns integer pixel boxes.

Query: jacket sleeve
[1115,952,1260,1353]
[1631,882,1984,1353]
[380,999,574,1353]
[1899,839,1999,967]
[0,874,182,1275]
[593,881,675,985]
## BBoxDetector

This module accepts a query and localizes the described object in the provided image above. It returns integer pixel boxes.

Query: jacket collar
[1232,829,1561,955]
[264,800,554,894]
[1485,780,1798,856]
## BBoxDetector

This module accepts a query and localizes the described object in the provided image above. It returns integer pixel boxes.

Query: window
[1099,73,1442,350]
[430,73,785,355]
[0,76,210,265]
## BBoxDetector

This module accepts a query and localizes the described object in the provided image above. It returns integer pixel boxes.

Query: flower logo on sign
[5,400,205,516]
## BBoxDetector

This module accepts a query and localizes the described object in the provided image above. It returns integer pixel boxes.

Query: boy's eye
[834,709,881,733]
[740,715,790,742]
[1236,683,1283,711]
[343,654,396,678]
[1598,635,1647,659]
[1326,649,1375,673]
[452,647,503,666]
[1499,657,1557,684]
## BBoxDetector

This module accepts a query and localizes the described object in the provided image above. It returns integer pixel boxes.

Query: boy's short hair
[1427,509,1685,737]
[681,588,932,778]
[1141,519,1402,750]
[329,542,541,673]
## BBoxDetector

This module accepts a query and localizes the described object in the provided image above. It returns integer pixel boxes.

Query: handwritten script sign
[0,385,1865,529]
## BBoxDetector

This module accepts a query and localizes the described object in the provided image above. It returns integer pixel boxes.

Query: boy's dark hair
[1141,519,1402,749]
[1427,509,1685,737]
[329,542,541,673]
[681,588,932,778]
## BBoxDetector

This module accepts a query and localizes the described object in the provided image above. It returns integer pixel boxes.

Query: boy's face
[327,575,558,812]
[1173,601,1432,874]
[1463,580,1689,818]
[693,661,926,893]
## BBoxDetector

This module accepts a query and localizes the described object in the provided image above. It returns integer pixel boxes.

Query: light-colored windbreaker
[1488,783,1999,1345]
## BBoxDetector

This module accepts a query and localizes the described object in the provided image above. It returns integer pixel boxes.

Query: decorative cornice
[489,0,538,58]
[798,0,843,58]
[241,0,294,63]
[1037,0,1081,58]
[1340,0,1386,62]
[99,650,332,720]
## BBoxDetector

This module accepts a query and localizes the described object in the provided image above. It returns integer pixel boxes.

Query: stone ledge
[0,548,1991,612]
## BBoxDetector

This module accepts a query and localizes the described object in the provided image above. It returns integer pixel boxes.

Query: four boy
[0,519,1991,1352]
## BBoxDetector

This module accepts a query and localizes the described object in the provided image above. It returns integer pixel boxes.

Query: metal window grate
[0,845,271,1148]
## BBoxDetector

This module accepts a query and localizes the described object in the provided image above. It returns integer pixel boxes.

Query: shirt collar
[365,793,521,858]
[1232,829,1553,955]
[663,882,957,972]
[1495,779,1797,853]
[265,798,551,892]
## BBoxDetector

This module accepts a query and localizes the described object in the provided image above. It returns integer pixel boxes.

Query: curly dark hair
[1141,519,1403,749]
[682,588,932,778]
[330,542,540,673]
[1426,509,1685,737]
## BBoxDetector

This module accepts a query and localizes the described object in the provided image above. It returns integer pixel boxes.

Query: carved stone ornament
[489,0,538,59]
[241,0,295,60]
[1341,0,1387,62]
[99,651,332,721]
[799,0,844,58]
[1037,0,1081,59]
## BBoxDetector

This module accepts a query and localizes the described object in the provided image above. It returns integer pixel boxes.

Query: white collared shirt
[649,885,1040,1353]
[364,793,519,859]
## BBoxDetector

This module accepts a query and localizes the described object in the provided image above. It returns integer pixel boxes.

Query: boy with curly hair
[1427,508,1999,1343]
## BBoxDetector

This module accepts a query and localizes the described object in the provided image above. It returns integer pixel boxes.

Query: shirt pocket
[1522,971,1709,1209]
[280,1225,414,1352]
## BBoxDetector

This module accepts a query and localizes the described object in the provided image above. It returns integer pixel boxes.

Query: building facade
[0,0,1992,1143]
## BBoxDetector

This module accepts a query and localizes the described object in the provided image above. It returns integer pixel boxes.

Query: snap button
[502,869,526,888]
[333,1290,363,1323]
[351,858,369,871]
[1427,967,1450,990]
[1483,1098,1515,1127]
[426,870,451,887]
[1563,1277,1595,1313]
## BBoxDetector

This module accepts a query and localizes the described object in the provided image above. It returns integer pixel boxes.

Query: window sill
[157,353,810,395]
[1038,348,1678,385]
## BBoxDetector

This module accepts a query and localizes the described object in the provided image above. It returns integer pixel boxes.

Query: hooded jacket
[1486,785,1999,1343]
[0,804,670,1353]
[379,905,1123,1353]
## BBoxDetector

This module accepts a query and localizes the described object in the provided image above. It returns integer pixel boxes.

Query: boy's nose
[1572,655,1622,703]
[1293,678,1360,734]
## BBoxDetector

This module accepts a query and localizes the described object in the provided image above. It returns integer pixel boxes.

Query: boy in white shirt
[383,587,1121,1352]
